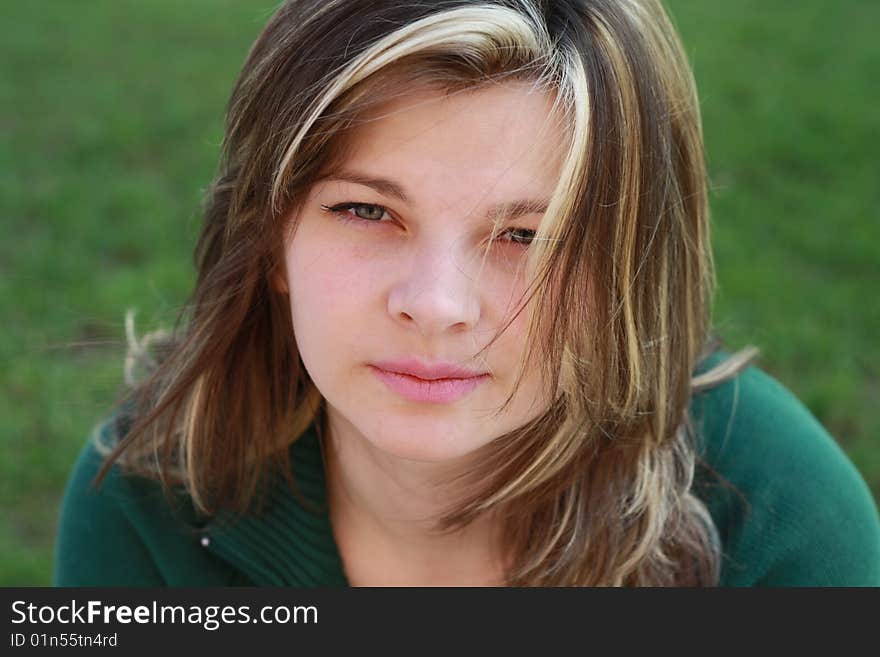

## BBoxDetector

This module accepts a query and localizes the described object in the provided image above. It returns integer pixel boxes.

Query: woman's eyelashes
[319,201,536,247]
[321,202,389,223]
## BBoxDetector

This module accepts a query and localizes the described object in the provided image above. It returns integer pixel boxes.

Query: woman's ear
[269,267,289,295]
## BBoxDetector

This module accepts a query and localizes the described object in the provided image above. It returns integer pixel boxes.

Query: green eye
[351,204,385,221]
[321,202,388,222]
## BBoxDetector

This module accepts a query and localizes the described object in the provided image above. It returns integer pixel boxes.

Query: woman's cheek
[308,242,387,311]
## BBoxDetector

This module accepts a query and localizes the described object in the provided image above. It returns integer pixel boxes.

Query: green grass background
[2,1,878,585]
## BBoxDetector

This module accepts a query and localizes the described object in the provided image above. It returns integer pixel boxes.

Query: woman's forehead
[321,82,567,199]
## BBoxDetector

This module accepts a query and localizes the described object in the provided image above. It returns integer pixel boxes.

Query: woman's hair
[98,0,759,586]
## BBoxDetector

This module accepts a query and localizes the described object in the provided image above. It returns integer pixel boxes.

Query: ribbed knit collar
[202,426,349,586]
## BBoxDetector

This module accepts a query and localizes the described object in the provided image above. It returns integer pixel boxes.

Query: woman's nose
[387,238,481,337]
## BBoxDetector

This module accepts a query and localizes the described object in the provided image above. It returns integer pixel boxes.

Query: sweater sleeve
[696,361,880,586]
[53,436,167,586]
[753,459,880,587]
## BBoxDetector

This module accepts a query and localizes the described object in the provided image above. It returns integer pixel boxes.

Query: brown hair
[98,0,758,586]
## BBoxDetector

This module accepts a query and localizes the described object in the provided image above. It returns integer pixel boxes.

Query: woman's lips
[369,366,490,403]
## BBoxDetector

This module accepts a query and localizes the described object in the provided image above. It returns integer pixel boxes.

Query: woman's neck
[321,408,508,586]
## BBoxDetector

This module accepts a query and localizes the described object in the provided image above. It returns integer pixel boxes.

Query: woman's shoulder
[690,350,880,586]
[53,415,238,586]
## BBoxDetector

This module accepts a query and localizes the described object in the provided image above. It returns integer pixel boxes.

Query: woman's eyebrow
[319,170,411,203]
[317,169,548,220]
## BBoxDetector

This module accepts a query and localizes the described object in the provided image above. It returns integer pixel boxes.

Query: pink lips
[369,359,490,403]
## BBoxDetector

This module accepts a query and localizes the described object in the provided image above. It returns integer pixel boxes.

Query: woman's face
[281,82,564,463]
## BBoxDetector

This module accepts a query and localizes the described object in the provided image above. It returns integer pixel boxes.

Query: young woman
[54,0,880,586]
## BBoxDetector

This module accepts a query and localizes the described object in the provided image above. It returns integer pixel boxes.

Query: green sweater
[53,352,880,586]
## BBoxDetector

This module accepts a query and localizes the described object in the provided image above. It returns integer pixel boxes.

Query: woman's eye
[502,228,536,247]
[319,202,534,249]
[320,202,388,223]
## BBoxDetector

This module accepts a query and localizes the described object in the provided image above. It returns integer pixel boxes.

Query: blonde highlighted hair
[99,0,758,586]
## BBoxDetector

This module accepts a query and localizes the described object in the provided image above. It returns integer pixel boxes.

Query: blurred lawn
[1,1,877,585]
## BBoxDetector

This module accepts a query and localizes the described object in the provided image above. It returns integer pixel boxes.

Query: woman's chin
[353,416,488,464]
[370,434,477,464]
